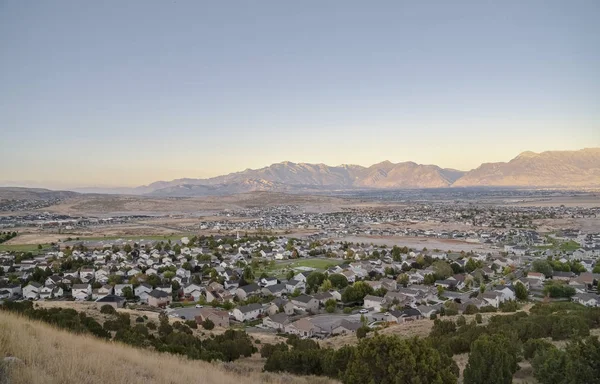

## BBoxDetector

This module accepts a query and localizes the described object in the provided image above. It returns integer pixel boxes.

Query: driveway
[167,306,203,320]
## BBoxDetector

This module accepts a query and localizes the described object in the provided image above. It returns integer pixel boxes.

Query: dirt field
[336,235,498,253]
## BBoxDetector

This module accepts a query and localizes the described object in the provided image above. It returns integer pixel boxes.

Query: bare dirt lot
[337,235,498,253]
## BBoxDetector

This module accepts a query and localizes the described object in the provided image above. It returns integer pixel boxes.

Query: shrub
[136,316,144,323]
[147,321,157,330]
[202,319,215,330]
[356,326,368,339]
[100,305,116,315]
[479,305,497,313]
[430,314,437,320]
[475,314,483,324]
[456,316,467,327]
[343,307,352,314]
[464,304,479,315]
[185,320,198,329]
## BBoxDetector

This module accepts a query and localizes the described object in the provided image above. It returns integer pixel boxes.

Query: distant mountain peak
[133,148,599,196]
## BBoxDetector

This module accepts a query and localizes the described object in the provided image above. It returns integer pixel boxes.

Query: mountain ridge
[138,148,600,196]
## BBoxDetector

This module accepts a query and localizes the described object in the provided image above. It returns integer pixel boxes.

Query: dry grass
[0,311,338,384]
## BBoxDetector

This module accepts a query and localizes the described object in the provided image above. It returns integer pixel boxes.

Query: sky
[1,1,599,188]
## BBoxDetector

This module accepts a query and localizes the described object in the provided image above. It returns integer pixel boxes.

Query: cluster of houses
[2,229,600,338]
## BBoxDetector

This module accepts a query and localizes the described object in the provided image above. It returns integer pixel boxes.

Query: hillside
[0,187,79,201]
[136,148,600,196]
[0,311,335,384]
[454,148,600,187]
[142,161,466,196]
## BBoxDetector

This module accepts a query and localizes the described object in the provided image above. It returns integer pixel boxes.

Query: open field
[33,193,377,216]
[337,235,498,253]
[0,310,337,384]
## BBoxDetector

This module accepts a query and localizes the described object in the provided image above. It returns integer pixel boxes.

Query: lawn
[560,240,581,252]
[287,259,344,270]
[0,243,51,253]
[255,258,344,278]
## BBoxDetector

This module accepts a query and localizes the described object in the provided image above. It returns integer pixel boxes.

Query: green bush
[100,305,116,315]
[202,319,215,330]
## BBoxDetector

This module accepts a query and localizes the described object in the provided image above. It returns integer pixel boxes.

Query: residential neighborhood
[2,220,600,340]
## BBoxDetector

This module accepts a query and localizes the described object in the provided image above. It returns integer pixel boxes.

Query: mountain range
[130,148,600,196]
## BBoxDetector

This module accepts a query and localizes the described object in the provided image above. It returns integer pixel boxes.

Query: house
[232,303,263,322]
[262,312,290,331]
[23,282,42,300]
[114,284,133,297]
[92,284,113,300]
[527,272,545,281]
[285,279,306,294]
[552,271,575,282]
[156,285,172,295]
[493,286,516,302]
[363,295,385,312]
[417,305,440,318]
[260,277,278,287]
[291,294,319,313]
[572,293,600,307]
[261,283,287,297]
[183,283,204,301]
[135,283,152,299]
[332,320,362,335]
[72,284,92,301]
[267,298,295,316]
[482,291,504,308]
[313,291,334,306]
[235,283,261,300]
[285,318,319,337]
[0,283,22,298]
[147,289,172,307]
[195,307,230,328]
[95,294,126,309]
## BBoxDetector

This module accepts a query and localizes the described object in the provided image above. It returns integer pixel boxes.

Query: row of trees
[263,334,459,384]
[2,301,257,363]
[0,231,17,243]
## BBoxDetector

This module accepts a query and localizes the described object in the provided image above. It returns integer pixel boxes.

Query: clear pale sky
[1,1,599,188]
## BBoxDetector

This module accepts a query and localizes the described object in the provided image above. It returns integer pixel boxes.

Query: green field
[256,258,344,278]
[560,240,581,252]
[286,259,344,270]
[0,243,51,253]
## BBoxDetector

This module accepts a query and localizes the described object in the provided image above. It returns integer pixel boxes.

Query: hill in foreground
[0,311,336,384]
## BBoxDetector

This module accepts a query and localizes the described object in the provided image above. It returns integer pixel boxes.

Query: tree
[463,334,519,384]
[532,260,553,278]
[328,274,348,289]
[285,270,295,281]
[343,335,458,384]
[465,258,477,273]
[532,336,600,384]
[320,279,333,292]
[306,272,326,293]
[356,326,368,339]
[515,282,528,301]
[324,299,336,313]
[121,286,135,300]
[391,246,402,262]
[397,273,409,287]
[432,261,453,279]
[124,244,132,253]
[243,266,254,282]
[341,281,373,303]
[202,319,215,330]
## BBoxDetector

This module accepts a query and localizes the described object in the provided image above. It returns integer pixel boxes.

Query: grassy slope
[0,311,337,384]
